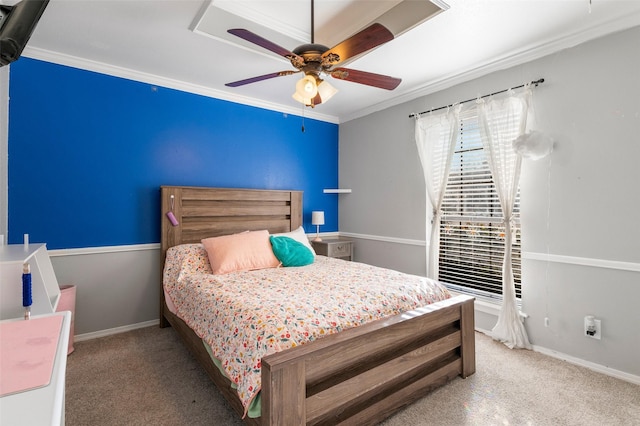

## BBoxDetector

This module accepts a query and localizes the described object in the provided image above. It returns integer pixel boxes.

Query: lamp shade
[292,91,314,106]
[311,211,325,226]
[295,75,318,98]
[317,80,338,103]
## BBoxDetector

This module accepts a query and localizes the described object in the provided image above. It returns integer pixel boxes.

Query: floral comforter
[163,244,451,416]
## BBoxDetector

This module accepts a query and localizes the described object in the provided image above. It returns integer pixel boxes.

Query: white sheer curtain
[414,106,460,279]
[477,88,532,349]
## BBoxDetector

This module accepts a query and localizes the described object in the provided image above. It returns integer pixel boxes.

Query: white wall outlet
[544,317,550,327]
[584,316,601,340]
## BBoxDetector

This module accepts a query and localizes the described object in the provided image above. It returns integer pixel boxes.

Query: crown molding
[341,13,640,123]
[20,10,640,126]
[21,47,340,125]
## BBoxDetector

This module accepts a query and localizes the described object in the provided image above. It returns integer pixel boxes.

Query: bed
[160,185,475,425]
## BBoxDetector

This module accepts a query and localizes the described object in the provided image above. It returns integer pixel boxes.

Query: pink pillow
[201,230,280,274]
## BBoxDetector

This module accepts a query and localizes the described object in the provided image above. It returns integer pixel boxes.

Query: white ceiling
[17,0,640,123]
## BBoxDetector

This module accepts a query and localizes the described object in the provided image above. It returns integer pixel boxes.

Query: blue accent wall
[8,58,339,249]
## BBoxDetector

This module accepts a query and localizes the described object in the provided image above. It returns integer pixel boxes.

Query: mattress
[163,243,451,417]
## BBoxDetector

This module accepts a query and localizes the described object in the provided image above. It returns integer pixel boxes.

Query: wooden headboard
[160,186,303,259]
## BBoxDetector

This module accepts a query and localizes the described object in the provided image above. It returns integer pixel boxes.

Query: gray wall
[50,247,161,336]
[339,26,640,377]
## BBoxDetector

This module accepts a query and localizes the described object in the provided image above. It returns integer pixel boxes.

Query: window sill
[448,289,525,321]
[447,289,502,317]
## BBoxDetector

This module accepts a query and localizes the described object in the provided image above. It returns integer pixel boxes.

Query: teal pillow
[269,236,314,267]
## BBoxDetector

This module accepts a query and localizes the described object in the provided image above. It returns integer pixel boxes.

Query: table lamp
[311,211,325,242]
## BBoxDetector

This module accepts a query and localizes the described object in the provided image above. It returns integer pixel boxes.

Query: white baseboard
[475,327,640,386]
[531,344,640,386]
[74,319,159,342]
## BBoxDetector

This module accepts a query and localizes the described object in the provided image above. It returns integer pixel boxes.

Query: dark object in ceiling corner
[0,0,49,67]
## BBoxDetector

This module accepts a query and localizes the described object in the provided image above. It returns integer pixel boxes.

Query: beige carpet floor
[65,326,640,425]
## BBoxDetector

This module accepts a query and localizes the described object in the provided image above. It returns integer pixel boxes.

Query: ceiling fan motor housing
[292,43,329,56]
[291,43,336,74]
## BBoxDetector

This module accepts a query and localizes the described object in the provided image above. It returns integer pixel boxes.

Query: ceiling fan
[225,0,402,107]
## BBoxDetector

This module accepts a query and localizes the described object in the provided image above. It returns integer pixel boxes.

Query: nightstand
[311,238,353,261]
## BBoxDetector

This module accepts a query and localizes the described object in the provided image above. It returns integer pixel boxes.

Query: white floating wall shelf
[323,189,352,194]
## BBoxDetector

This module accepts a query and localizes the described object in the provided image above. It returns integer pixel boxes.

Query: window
[438,108,522,299]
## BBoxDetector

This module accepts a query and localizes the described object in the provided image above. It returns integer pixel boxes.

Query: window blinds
[439,108,522,299]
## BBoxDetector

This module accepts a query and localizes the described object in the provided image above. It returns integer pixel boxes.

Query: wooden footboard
[261,294,475,425]
[164,294,474,426]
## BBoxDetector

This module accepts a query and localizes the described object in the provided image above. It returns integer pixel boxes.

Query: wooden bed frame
[160,185,475,425]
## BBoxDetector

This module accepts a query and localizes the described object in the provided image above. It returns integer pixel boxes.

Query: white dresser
[0,311,72,426]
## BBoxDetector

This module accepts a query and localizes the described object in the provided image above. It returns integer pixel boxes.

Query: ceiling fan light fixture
[295,75,318,99]
[316,79,338,103]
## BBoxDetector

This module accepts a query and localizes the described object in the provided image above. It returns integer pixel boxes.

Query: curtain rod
[408,78,545,118]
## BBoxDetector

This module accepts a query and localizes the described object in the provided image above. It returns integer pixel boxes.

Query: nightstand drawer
[328,243,351,258]
[311,239,353,261]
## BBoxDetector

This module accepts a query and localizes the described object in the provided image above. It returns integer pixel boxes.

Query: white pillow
[272,226,316,256]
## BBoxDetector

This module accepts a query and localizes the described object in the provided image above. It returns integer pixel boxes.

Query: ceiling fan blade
[330,68,401,90]
[228,29,303,63]
[225,70,298,87]
[322,23,394,66]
